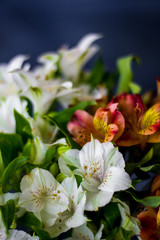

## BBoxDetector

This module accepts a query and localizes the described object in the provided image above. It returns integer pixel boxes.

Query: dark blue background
[0,0,160,91]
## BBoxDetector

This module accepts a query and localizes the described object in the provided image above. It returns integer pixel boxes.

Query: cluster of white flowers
[0,34,140,240]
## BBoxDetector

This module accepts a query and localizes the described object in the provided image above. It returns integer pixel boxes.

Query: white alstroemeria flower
[59,33,102,81]
[28,115,58,144]
[12,70,77,115]
[7,230,39,240]
[35,52,60,80]
[59,138,131,211]
[0,55,29,97]
[45,176,87,238]
[18,168,69,226]
[112,198,140,238]
[0,95,29,133]
[64,223,104,240]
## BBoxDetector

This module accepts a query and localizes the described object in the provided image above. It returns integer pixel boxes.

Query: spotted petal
[138,102,160,135]
[98,167,131,192]
[79,138,104,182]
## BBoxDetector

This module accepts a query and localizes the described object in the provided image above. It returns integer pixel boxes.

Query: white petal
[19,189,44,212]
[99,167,131,192]
[65,192,87,228]
[95,224,104,240]
[85,190,113,211]
[77,34,102,51]
[102,142,125,169]
[20,173,34,192]
[81,176,100,192]
[79,138,104,181]
[62,176,78,205]
[8,229,39,240]
[58,149,81,177]
[8,55,29,72]
[72,223,94,240]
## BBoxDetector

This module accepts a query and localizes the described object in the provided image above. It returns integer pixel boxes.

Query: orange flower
[110,94,160,147]
[138,174,160,240]
[67,103,125,146]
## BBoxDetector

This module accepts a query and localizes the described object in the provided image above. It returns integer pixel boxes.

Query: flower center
[84,161,103,181]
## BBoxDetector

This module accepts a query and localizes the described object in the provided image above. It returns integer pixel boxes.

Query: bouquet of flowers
[0,34,159,240]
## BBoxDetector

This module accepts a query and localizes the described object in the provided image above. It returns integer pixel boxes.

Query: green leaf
[0,200,15,231]
[18,212,51,240]
[129,82,141,94]
[0,150,4,177]
[42,146,57,166]
[49,100,96,131]
[18,212,42,229]
[14,109,33,142]
[2,156,28,192]
[141,196,160,208]
[103,202,121,229]
[47,117,80,149]
[140,148,153,165]
[120,227,133,240]
[140,164,160,173]
[86,58,105,87]
[0,133,23,168]
[125,148,153,175]
[127,189,160,207]
[33,227,51,240]
[117,55,139,94]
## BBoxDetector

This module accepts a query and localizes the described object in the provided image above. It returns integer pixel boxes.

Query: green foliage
[14,110,33,142]
[1,156,28,192]
[0,200,15,232]
[18,212,51,240]
[116,55,140,94]
[103,202,121,229]
[126,148,153,175]
[127,189,160,207]
[49,100,96,131]
[86,58,105,87]
[140,164,160,173]
[120,227,133,240]
[0,133,23,168]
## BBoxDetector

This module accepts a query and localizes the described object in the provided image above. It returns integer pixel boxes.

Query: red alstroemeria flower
[109,93,160,147]
[67,103,125,146]
[138,174,160,240]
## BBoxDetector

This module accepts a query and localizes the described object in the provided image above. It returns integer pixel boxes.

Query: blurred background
[0,0,160,92]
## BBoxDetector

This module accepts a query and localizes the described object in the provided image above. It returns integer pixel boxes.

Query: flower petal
[98,167,131,192]
[85,190,113,211]
[79,138,104,181]
[102,142,125,169]
[138,102,160,135]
